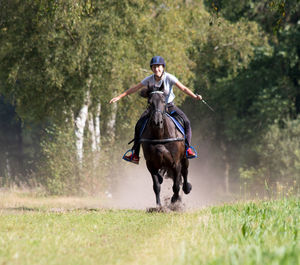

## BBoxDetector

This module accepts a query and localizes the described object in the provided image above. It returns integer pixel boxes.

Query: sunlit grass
[0,194,299,265]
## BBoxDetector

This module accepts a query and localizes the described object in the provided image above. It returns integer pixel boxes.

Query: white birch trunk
[95,102,101,151]
[88,112,97,152]
[75,90,90,164]
[106,101,117,143]
[5,152,12,180]
[87,102,101,152]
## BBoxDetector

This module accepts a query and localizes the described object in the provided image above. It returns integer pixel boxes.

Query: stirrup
[122,149,134,161]
[186,145,198,159]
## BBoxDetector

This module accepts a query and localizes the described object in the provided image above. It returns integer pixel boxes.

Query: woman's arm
[109,83,145,103]
[175,81,202,100]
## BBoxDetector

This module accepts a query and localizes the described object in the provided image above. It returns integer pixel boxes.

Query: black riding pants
[132,103,192,156]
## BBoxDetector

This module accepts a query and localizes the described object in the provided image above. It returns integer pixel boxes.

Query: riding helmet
[150,56,165,69]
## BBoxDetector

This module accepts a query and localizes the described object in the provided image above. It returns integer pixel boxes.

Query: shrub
[239,117,300,197]
[38,124,80,195]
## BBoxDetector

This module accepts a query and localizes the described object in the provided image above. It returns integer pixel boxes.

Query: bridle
[149,91,166,117]
[140,91,185,144]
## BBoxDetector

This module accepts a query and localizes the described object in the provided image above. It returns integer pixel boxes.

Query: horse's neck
[144,116,178,139]
[151,118,175,139]
[153,124,164,139]
[163,117,177,138]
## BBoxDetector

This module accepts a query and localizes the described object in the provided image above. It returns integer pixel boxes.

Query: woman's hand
[109,96,121,104]
[195,93,202,100]
[109,83,144,104]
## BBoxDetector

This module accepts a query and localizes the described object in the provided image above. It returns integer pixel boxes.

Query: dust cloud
[104,143,228,210]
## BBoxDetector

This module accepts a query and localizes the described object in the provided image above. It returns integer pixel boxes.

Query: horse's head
[147,84,166,129]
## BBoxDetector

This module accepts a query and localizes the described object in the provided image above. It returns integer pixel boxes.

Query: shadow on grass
[0,206,103,213]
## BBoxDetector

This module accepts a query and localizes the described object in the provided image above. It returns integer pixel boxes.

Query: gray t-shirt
[141,72,178,103]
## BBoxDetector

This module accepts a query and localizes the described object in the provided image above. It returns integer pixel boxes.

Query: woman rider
[109,56,202,164]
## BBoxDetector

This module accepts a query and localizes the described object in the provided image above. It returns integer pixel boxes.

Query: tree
[186,0,300,192]
[0,97,23,182]
[183,1,270,192]
[0,0,196,190]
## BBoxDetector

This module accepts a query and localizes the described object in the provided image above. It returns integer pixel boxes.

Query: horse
[140,86,192,207]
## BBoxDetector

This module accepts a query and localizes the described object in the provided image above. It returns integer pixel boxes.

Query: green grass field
[0,194,299,265]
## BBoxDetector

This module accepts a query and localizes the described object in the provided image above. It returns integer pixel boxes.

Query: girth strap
[139,137,185,144]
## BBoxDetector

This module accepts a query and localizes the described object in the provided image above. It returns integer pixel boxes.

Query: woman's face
[151,64,164,78]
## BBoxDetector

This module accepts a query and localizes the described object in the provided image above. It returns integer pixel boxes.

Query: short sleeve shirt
[141,72,178,103]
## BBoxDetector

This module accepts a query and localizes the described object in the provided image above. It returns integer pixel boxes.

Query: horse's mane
[139,82,164,98]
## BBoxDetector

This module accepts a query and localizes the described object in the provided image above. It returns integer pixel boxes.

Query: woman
[110,56,202,164]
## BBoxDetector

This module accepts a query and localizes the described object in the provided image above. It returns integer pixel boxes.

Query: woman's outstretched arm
[109,83,144,103]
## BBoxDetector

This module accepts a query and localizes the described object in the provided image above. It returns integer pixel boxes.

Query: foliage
[184,0,300,190]
[204,0,298,33]
[0,0,299,193]
[38,124,79,195]
[240,117,300,196]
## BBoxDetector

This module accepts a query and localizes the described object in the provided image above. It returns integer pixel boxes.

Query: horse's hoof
[171,195,181,204]
[183,182,192,194]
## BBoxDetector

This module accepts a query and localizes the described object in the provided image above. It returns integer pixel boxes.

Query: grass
[0,193,299,265]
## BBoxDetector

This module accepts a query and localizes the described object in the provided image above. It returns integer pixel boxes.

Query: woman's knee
[173,107,190,126]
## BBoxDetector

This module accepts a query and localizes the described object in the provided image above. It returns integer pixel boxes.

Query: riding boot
[132,139,141,157]
[123,112,149,164]
[132,116,146,157]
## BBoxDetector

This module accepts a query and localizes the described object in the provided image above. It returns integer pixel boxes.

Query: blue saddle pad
[139,114,185,138]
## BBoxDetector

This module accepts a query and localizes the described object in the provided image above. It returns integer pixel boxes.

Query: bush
[37,122,113,196]
[38,124,80,195]
[239,117,300,197]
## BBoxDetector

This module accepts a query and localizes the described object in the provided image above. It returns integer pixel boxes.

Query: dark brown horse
[140,88,192,207]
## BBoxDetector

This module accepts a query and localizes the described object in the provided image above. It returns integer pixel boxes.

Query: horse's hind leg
[157,169,165,184]
[182,158,192,194]
[146,162,161,207]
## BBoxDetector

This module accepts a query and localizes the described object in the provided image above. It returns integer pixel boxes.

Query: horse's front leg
[152,173,161,207]
[171,164,182,204]
[181,158,192,194]
[146,161,161,207]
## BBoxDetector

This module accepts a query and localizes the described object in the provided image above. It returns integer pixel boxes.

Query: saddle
[168,111,185,135]
[139,111,186,138]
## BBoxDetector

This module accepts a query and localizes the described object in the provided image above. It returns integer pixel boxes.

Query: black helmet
[150,56,165,69]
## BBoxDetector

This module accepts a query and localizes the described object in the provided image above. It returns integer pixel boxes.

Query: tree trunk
[221,141,230,194]
[5,152,12,181]
[106,102,117,144]
[224,161,230,194]
[95,102,101,151]
[75,89,90,164]
[88,102,101,152]
[88,112,97,152]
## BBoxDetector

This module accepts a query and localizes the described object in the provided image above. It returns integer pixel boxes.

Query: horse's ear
[140,84,152,98]
[139,88,148,98]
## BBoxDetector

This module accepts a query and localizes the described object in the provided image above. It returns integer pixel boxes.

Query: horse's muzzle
[153,111,164,128]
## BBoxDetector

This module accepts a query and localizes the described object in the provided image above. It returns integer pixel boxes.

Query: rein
[142,91,184,144]
[139,138,185,144]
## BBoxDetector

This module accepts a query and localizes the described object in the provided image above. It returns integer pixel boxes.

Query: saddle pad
[166,113,185,136]
[139,114,185,138]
